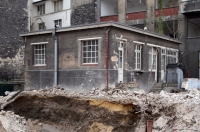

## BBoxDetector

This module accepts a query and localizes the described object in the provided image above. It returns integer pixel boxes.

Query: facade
[99,0,200,79]
[28,0,200,79]
[29,0,98,31]
[21,23,181,91]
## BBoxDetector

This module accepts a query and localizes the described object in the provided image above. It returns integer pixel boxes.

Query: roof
[20,22,182,44]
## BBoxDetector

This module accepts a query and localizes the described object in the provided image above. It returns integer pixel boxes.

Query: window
[188,18,200,38]
[155,0,178,9]
[82,40,98,64]
[135,45,142,70]
[54,19,62,27]
[54,0,63,12]
[37,4,45,15]
[34,45,46,65]
[166,49,177,64]
[148,47,157,71]
[38,22,45,30]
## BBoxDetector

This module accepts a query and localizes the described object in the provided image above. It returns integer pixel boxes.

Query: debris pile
[0,87,200,131]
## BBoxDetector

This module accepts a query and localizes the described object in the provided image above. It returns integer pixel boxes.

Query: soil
[4,93,142,132]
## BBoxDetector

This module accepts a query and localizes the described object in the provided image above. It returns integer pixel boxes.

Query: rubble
[0,86,200,131]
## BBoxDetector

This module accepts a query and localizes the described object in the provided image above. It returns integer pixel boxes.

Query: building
[29,0,98,31]
[20,22,181,91]
[28,0,200,79]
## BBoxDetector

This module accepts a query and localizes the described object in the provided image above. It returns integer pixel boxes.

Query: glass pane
[92,46,95,51]
[92,52,95,57]
[92,58,96,63]
[83,58,87,63]
[88,40,91,46]
[88,58,91,63]
[83,52,87,57]
[88,52,91,57]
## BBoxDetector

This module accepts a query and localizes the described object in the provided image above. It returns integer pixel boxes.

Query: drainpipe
[53,25,58,87]
[106,28,110,90]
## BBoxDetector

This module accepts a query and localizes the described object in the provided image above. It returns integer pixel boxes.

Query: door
[149,47,158,81]
[161,49,166,82]
[118,42,124,83]
[153,53,157,81]
[0,85,14,96]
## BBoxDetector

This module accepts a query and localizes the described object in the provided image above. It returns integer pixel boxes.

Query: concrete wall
[185,38,200,78]
[24,26,180,91]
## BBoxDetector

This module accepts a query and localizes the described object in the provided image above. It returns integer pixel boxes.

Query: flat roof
[20,22,182,44]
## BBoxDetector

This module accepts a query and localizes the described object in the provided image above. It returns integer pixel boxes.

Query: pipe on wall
[53,25,58,87]
[106,28,110,90]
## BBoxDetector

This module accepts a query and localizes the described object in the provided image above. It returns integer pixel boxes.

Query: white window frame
[148,47,157,71]
[54,0,63,12]
[82,39,99,64]
[37,4,45,16]
[33,44,46,66]
[54,19,62,28]
[166,49,178,64]
[135,44,142,70]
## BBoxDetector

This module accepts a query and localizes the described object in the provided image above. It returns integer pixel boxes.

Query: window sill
[33,64,46,67]
[135,70,145,73]
[81,64,98,66]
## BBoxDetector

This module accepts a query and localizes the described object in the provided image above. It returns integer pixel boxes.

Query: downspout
[106,28,110,90]
[53,25,58,87]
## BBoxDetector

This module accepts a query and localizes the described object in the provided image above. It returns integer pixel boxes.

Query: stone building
[28,0,200,79]
[20,22,181,91]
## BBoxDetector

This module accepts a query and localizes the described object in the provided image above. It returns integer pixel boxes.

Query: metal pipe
[105,28,110,90]
[54,38,57,87]
[53,25,58,87]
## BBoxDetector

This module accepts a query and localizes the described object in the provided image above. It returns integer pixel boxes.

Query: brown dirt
[4,93,142,132]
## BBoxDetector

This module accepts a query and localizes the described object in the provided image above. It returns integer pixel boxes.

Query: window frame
[78,37,102,67]
[38,22,45,30]
[31,42,48,66]
[54,19,62,28]
[54,0,63,12]
[81,39,99,64]
[148,47,157,71]
[135,44,142,70]
[37,4,45,16]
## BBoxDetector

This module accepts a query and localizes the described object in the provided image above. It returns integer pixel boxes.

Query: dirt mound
[0,87,200,131]
[3,92,141,132]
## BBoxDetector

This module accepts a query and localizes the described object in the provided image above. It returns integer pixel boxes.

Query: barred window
[82,40,98,64]
[34,45,46,65]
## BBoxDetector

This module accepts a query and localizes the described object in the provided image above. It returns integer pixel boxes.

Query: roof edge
[20,22,182,44]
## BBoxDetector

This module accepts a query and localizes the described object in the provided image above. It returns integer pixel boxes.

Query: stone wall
[0,0,28,75]
[71,0,97,25]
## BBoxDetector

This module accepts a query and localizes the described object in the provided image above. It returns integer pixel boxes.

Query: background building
[0,0,28,95]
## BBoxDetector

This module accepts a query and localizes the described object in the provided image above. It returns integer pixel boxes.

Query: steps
[150,83,163,93]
